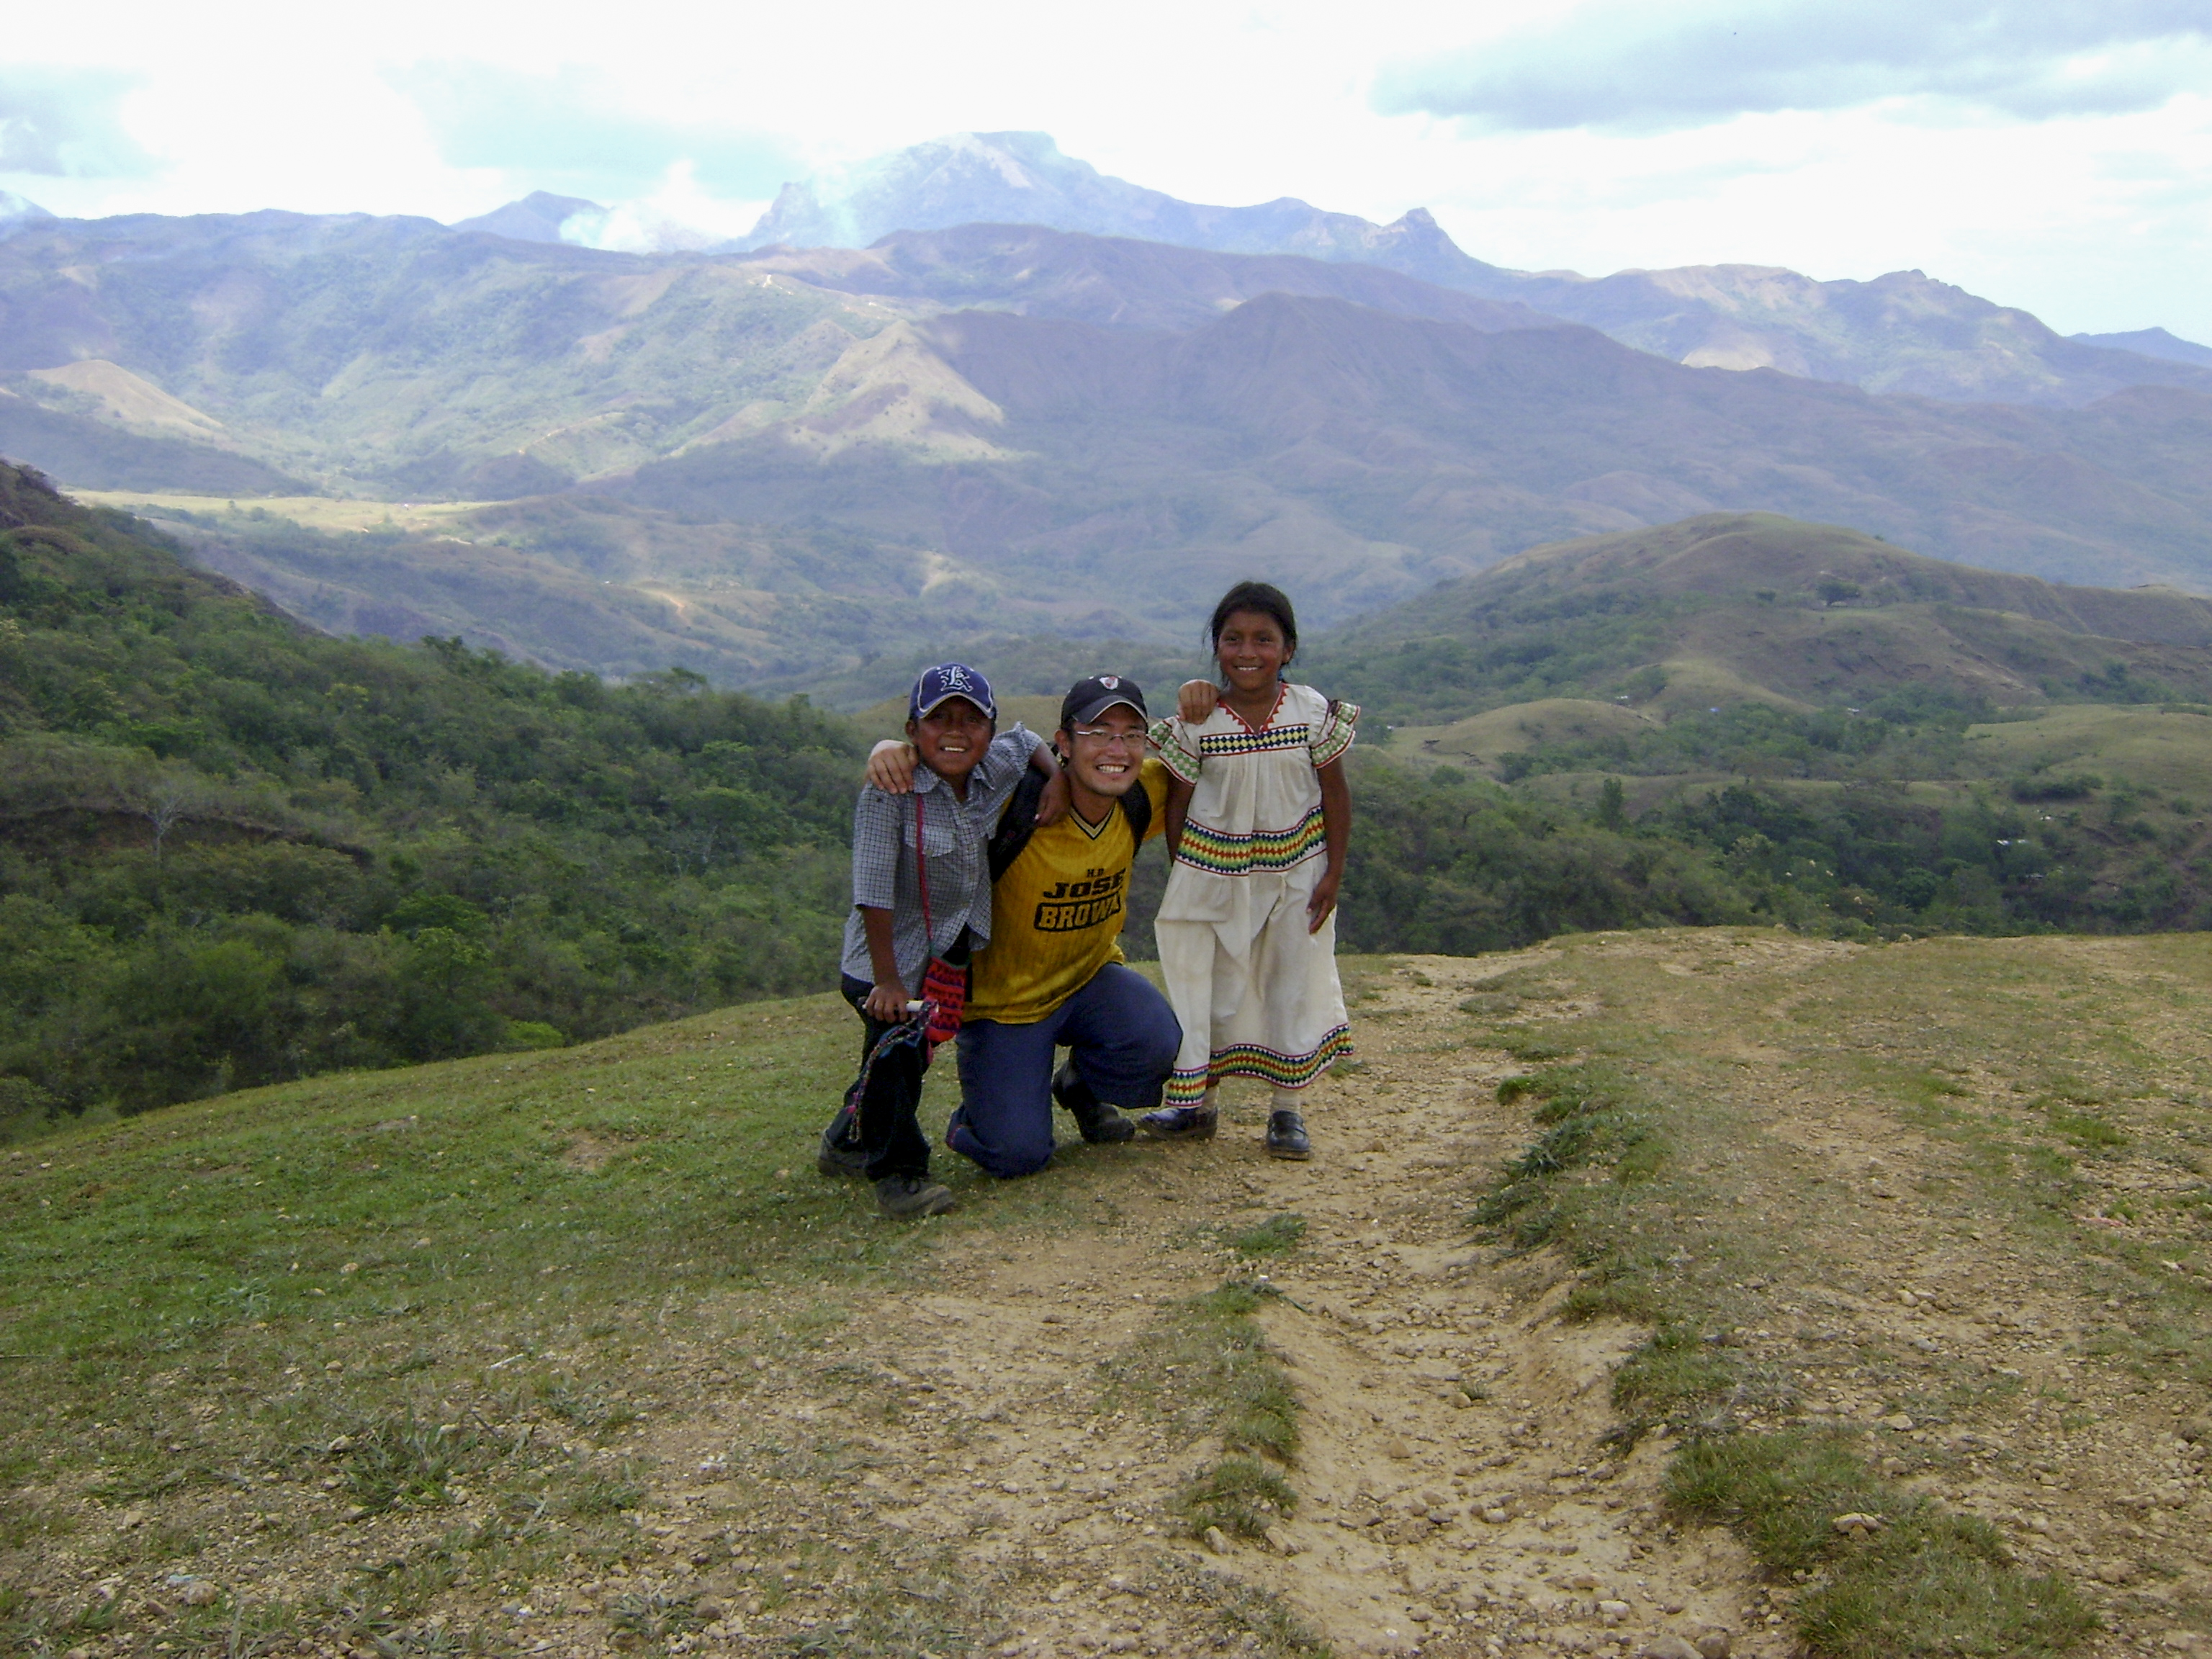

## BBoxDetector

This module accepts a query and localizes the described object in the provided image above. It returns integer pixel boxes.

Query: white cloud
[390,61,796,204]
[0,66,156,177]
[0,0,2208,341]
[557,163,770,253]
[1375,0,2212,132]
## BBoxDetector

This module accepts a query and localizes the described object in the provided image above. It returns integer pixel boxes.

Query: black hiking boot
[1054,1062,1136,1143]
[874,1173,954,1220]
[817,1100,868,1178]
[1264,1110,1311,1161]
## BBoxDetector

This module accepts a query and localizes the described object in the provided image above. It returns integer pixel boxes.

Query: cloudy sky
[6,0,2210,340]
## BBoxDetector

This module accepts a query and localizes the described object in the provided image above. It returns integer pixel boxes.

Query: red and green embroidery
[1172,804,1327,876]
[1163,1025,1354,1104]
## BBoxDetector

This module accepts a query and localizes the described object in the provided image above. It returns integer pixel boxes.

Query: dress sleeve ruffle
[1150,716,1204,783]
[1308,696,1359,768]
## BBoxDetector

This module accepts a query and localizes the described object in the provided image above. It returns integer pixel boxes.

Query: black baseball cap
[1060,674,1148,728]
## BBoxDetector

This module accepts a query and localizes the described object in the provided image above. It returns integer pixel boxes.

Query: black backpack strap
[987,764,1152,883]
[988,768,1048,882]
[1118,770,1152,842]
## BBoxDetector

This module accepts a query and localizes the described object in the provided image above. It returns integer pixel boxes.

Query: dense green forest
[0,464,858,1138]
[1336,745,2211,959]
[6,462,2211,1141]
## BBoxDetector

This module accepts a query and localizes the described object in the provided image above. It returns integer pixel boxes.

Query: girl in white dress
[1141,582,1356,1159]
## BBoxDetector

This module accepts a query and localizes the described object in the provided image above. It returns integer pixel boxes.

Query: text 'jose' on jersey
[1033,866,1127,933]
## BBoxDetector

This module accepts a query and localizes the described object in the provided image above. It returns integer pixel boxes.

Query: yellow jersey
[966,758,1171,1025]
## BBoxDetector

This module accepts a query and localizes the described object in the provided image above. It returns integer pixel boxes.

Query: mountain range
[736,132,2212,410]
[89,280,2212,698]
[4,133,2212,692]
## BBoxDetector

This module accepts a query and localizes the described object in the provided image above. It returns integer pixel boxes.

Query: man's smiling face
[1061,706,1146,800]
[908,697,993,784]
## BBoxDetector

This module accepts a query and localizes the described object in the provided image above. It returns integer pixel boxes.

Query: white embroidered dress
[1151,683,1357,1109]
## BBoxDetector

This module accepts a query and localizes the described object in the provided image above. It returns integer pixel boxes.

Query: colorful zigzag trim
[1172,804,1327,876]
[1162,1025,1354,1105]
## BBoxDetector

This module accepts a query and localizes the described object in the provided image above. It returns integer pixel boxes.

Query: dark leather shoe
[875,1174,954,1219]
[1137,1105,1218,1141]
[1054,1062,1136,1143]
[1265,1109,1311,1160]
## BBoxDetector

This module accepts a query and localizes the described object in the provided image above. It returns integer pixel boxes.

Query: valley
[6,144,2212,683]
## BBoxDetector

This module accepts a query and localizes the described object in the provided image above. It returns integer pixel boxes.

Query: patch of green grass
[336,1413,477,1514]
[559,1460,647,1519]
[2042,1105,2131,1151]
[1670,1431,2095,1658]
[1229,1213,1309,1257]
[1613,1326,1740,1434]
[608,1588,704,1647]
[1106,1282,1300,1462]
[1172,1455,1298,1539]
[1492,1035,1573,1061]
[1107,1280,1302,1542]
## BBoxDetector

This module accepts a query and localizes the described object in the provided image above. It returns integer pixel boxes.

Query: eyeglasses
[1071,726,1148,749]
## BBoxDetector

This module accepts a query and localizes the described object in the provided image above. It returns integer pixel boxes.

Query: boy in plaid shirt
[819,665,1061,1218]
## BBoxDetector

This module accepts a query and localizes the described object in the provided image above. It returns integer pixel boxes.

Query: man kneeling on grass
[867,675,1182,1177]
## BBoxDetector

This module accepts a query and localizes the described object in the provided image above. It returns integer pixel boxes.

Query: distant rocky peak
[735,130,1501,284]
[0,189,54,235]
[451,192,607,246]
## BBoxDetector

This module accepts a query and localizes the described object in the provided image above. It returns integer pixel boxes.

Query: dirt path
[22,930,2212,1659]
[590,953,1765,1659]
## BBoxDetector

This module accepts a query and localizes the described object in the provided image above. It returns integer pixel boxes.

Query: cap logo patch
[1098,675,1120,688]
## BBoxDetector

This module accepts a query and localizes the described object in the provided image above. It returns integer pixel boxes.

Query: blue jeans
[949,964,1181,1177]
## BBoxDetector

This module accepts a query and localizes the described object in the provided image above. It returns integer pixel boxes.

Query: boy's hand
[1035,765,1071,826]
[863,979,912,1022]
[1305,869,1341,932]
[866,739,919,793]
[1177,680,1219,724]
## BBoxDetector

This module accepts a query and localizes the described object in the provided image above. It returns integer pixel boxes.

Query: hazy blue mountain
[94,274,2212,695]
[451,192,605,244]
[0,191,52,233]
[740,130,1483,277]
[2071,327,2212,369]
[746,222,1558,334]
[744,132,2210,410]
[602,293,2212,629]
[0,208,907,492]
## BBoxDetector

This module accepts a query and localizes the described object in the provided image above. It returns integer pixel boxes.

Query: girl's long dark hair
[1207,581,1298,657]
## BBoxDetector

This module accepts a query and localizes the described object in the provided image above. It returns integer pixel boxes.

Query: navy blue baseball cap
[909,663,997,722]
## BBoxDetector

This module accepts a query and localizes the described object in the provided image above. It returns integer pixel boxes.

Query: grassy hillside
[1316,513,2212,729]
[1305,515,2212,944]
[0,464,858,1136]
[6,931,2210,1655]
[12,484,2212,1138]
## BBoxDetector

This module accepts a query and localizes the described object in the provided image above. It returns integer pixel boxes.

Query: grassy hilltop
[6,933,2212,1656]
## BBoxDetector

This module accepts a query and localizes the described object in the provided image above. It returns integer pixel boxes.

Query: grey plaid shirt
[840,727,1043,990]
